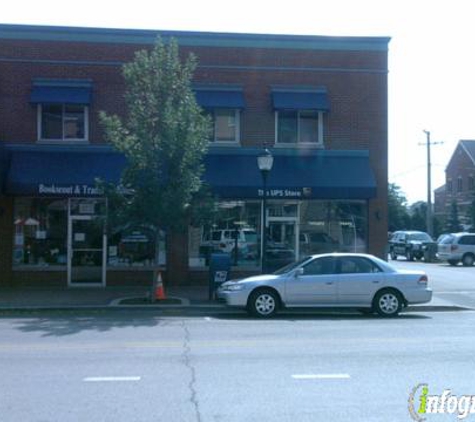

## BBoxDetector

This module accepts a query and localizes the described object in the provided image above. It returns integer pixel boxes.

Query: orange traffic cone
[154,271,166,301]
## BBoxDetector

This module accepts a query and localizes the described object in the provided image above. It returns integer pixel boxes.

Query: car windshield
[440,235,455,244]
[273,256,314,275]
[408,233,432,242]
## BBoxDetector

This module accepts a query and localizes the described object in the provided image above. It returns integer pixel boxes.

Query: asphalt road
[0,307,474,422]
[391,258,475,308]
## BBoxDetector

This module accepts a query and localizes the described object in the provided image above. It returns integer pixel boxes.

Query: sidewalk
[0,285,471,312]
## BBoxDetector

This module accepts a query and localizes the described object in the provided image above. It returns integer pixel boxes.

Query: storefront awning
[30,79,93,104]
[4,146,376,200]
[5,146,126,196]
[272,89,329,111]
[194,89,245,109]
[204,148,376,199]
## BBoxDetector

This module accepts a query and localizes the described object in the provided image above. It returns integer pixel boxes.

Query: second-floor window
[276,110,321,145]
[457,176,463,192]
[38,104,88,142]
[210,108,240,143]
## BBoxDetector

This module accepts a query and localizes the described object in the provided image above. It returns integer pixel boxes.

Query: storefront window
[107,226,166,267]
[189,199,368,269]
[299,201,367,258]
[189,201,261,267]
[13,198,68,266]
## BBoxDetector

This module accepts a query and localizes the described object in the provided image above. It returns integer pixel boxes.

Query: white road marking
[83,376,141,382]
[292,374,351,380]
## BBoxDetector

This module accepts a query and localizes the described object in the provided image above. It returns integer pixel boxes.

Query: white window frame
[37,104,89,143]
[210,108,240,145]
[274,110,324,147]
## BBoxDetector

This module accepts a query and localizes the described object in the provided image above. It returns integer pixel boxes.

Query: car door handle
[372,280,380,284]
[325,282,334,285]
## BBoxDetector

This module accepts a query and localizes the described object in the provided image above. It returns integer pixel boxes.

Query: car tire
[373,289,402,317]
[406,250,414,261]
[448,259,459,266]
[247,289,279,318]
[390,250,397,260]
[462,254,475,267]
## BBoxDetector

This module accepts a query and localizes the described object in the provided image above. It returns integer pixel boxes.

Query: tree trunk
[166,228,189,286]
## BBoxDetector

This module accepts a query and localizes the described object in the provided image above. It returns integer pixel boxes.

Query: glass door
[266,219,298,272]
[68,214,106,286]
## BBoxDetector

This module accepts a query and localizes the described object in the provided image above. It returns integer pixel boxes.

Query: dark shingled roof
[460,140,475,165]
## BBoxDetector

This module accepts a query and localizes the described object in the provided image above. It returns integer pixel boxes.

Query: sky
[2,0,475,204]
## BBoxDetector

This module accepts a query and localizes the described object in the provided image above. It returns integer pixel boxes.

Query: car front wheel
[247,289,279,318]
[373,290,402,317]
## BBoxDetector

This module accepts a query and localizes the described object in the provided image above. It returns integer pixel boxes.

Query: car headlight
[225,284,245,291]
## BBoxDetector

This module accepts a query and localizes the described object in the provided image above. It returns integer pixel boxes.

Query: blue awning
[4,146,375,200]
[30,79,93,104]
[204,149,376,199]
[272,89,329,111]
[195,89,245,109]
[5,147,126,196]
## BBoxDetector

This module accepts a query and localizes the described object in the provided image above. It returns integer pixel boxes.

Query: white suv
[201,229,258,259]
[437,233,475,266]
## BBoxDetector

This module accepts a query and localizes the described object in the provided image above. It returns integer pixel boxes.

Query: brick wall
[444,143,475,225]
[0,29,389,286]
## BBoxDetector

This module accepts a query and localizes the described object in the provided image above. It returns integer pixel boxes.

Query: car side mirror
[294,267,304,278]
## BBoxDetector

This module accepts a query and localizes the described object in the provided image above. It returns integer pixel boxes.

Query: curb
[0,303,472,314]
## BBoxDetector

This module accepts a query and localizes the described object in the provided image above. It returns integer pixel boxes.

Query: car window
[211,231,221,241]
[302,257,336,275]
[244,231,258,243]
[440,235,455,245]
[339,257,381,274]
[459,235,475,245]
[408,232,432,242]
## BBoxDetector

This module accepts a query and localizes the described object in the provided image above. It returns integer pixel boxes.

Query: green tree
[447,200,462,232]
[100,38,211,285]
[388,183,411,232]
[409,201,427,232]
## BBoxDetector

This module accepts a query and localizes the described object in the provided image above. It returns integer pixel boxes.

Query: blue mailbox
[209,253,231,300]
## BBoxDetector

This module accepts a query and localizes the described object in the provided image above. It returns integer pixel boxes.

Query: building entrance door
[266,218,299,272]
[67,199,106,286]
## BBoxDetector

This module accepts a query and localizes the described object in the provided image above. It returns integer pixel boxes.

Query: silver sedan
[217,253,432,317]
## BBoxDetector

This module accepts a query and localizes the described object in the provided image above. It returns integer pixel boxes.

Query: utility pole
[421,130,442,237]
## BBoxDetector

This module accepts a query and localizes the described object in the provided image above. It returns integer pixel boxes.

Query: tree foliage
[100,37,211,234]
[447,200,463,232]
[388,183,411,232]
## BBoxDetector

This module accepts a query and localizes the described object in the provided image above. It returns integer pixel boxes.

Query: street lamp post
[257,149,274,273]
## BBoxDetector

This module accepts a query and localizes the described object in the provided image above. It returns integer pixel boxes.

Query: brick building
[0,24,390,288]
[434,140,475,229]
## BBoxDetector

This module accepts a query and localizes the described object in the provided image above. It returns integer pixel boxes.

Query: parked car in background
[217,253,432,318]
[299,232,340,255]
[389,230,435,261]
[437,233,475,266]
[200,228,258,261]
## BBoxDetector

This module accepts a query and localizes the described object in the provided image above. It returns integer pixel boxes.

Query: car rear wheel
[462,254,475,267]
[390,250,397,260]
[373,290,402,317]
[247,289,279,318]
[406,250,414,261]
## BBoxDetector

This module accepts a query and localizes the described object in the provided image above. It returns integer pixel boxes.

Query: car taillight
[451,245,458,252]
[418,275,428,285]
